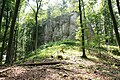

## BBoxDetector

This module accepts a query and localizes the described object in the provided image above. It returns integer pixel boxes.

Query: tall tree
[0,3,9,64]
[78,0,87,58]
[0,0,6,32]
[27,0,42,53]
[35,0,42,53]
[108,0,120,48]
[5,0,20,65]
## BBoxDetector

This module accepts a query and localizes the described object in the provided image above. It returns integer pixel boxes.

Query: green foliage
[111,49,120,56]
[17,40,80,62]
[17,39,120,64]
[61,40,76,45]
[45,39,76,46]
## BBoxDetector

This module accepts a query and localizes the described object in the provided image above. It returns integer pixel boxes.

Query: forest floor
[0,50,120,80]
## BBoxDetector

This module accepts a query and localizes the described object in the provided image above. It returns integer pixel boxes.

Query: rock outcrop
[39,12,78,43]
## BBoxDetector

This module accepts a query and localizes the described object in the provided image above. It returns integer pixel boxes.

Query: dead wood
[17,61,61,66]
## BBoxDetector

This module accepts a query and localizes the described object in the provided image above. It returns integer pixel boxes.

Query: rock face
[39,12,78,43]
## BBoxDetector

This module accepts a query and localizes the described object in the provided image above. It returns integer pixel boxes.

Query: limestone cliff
[38,12,78,43]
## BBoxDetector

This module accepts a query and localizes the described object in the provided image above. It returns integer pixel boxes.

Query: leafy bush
[61,40,76,45]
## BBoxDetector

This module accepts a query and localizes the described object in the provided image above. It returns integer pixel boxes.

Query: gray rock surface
[39,12,79,43]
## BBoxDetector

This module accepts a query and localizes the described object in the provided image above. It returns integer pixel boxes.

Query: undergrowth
[17,40,80,63]
[16,40,120,64]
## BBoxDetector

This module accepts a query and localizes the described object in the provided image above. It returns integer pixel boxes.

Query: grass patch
[17,40,120,64]
[19,40,80,62]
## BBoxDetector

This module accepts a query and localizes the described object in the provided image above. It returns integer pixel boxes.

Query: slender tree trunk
[14,21,19,62]
[5,0,20,65]
[78,0,87,58]
[108,0,120,48]
[116,0,120,15]
[0,6,9,64]
[13,29,16,62]
[35,0,42,53]
[0,0,6,32]
[81,0,90,53]
[35,11,38,54]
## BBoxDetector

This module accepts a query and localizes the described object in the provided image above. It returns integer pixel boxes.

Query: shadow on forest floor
[0,49,120,80]
[86,50,120,80]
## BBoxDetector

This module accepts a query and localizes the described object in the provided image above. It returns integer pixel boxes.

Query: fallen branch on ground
[17,61,61,66]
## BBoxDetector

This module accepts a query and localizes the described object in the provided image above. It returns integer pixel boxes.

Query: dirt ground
[0,52,120,80]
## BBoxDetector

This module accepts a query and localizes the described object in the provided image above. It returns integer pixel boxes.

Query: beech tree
[5,0,21,65]
[108,0,120,48]
[0,3,9,64]
[78,0,87,58]
[35,0,42,53]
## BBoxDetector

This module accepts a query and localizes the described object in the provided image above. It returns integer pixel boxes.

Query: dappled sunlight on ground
[0,50,120,80]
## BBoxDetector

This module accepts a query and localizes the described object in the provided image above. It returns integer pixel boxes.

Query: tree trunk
[116,0,120,15]
[81,0,90,52]
[35,0,42,53]
[5,0,20,65]
[35,12,38,54]
[14,24,18,62]
[78,0,87,58]
[108,0,120,48]
[0,0,6,32]
[0,6,9,64]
